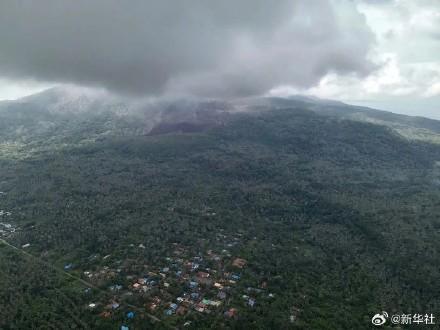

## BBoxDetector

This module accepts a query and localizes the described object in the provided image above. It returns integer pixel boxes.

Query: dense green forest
[1,94,440,329]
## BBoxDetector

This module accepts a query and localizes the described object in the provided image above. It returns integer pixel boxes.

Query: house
[189,281,198,289]
[99,311,111,318]
[133,283,141,289]
[205,300,222,307]
[126,311,135,319]
[195,302,207,313]
[152,296,162,304]
[197,271,210,278]
[196,276,212,286]
[170,303,178,310]
[22,243,30,248]
[121,326,129,330]
[165,309,174,316]
[202,298,211,305]
[248,298,256,307]
[231,274,241,281]
[232,258,247,268]
[224,308,238,318]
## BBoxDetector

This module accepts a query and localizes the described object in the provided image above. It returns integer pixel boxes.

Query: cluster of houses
[76,234,274,325]
[3,218,277,326]
[0,210,12,217]
[0,204,15,238]
[143,252,254,318]
[0,219,17,238]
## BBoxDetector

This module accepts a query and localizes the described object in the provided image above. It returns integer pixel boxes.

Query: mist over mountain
[2,87,440,144]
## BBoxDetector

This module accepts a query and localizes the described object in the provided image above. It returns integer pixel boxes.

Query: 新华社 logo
[371,312,388,326]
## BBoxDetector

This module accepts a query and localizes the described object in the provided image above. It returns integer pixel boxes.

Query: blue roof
[121,326,129,330]
[170,303,178,310]
[126,311,135,319]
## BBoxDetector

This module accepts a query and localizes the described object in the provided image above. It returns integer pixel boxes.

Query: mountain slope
[1,90,440,329]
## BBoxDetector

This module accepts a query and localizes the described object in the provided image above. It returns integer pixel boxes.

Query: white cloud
[424,82,440,98]
[284,0,440,117]
[0,79,54,101]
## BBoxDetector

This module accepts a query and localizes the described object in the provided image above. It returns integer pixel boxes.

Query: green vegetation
[2,99,440,329]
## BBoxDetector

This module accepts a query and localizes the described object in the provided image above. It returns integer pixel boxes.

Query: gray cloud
[0,0,375,98]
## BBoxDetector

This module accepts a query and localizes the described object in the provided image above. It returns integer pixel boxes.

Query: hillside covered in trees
[1,90,440,329]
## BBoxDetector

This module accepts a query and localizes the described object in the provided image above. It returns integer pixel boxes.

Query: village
[0,194,288,328]
[65,231,276,327]
[0,198,289,328]
[0,209,17,238]
[0,192,16,238]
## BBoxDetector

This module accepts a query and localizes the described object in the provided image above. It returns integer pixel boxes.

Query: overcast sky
[0,0,438,118]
